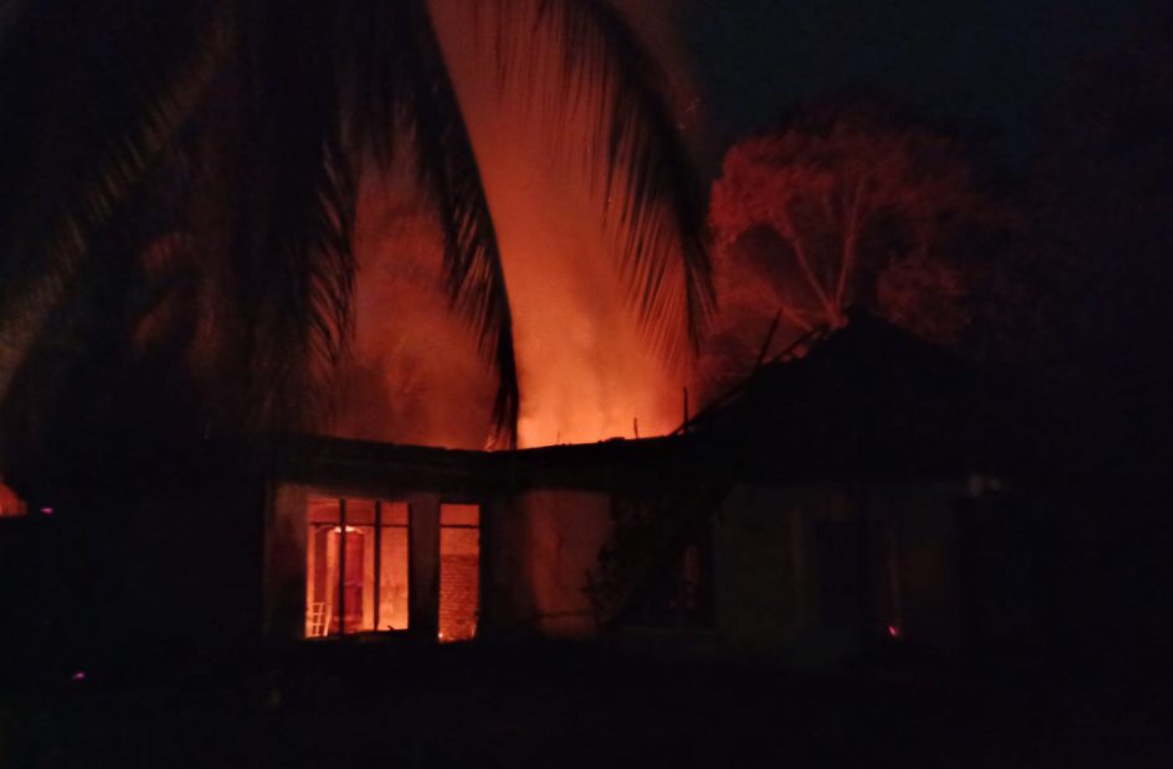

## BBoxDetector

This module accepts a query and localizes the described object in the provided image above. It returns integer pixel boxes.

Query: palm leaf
[490,0,714,354]
[402,0,520,449]
[181,0,360,432]
[0,0,225,403]
[2,0,710,452]
[339,0,520,448]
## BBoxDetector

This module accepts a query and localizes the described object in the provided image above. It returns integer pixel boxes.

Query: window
[305,497,410,637]
[439,503,480,642]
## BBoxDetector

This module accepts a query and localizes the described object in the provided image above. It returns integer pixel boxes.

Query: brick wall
[439,554,478,641]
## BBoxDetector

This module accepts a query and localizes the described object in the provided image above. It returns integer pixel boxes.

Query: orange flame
[331,0,698,449]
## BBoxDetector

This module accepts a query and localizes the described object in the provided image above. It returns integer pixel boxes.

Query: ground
[3,640,1169,768]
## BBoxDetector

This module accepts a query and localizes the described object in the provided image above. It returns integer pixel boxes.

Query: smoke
[330,166,498,448]
[332,0,699,449]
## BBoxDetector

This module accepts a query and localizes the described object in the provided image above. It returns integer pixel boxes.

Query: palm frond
[410,0,519,448]
[212,0,359,432]
[490,0,714,354]
[341,0,520,447]
[0,0,225,403]
[2,0,709,451]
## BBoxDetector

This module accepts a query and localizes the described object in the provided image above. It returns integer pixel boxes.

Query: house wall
[713,480,966,661]
[266,468,971,656]
[266,481,614,641]
[713,485,825,653]
[488,489,612,638]
[874,481,965,653]
[265,483,310,638]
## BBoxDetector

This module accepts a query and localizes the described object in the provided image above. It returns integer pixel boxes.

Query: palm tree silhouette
[0,0,711,463]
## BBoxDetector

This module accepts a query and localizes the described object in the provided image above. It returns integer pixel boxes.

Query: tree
[701,100,999,394]
[0,0,712,467]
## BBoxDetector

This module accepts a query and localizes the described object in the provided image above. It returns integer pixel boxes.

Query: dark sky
[686,0,1163,164]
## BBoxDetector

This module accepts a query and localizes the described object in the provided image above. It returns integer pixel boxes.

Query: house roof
[685,315,1039,482]
[276,431,705,496]
[278,317,1041,494]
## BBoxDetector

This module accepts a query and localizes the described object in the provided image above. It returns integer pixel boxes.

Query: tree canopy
[699,100,1004,396]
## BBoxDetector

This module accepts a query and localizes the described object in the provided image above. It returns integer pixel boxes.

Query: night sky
[685,0,1164,165]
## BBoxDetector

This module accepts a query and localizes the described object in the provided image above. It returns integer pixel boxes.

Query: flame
[331,0,697,449]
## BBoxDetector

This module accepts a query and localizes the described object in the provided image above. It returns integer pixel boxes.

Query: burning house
[0,1,1055,693]
[0,316,1038,677]
[259,317,1037,665]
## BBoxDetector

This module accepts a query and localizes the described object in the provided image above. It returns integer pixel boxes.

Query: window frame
[306,496,412,637]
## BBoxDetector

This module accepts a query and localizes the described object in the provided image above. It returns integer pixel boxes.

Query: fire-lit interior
[305,497,410,637]
[304,497,481,641]
[439,503,480,642]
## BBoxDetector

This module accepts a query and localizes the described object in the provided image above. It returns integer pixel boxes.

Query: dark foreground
[3,640,1170,768]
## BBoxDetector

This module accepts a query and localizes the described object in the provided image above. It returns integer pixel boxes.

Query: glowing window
[305,498,410,637]
[439,504,480,642]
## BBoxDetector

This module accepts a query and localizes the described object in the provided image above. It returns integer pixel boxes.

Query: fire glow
[329,0,695,450]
